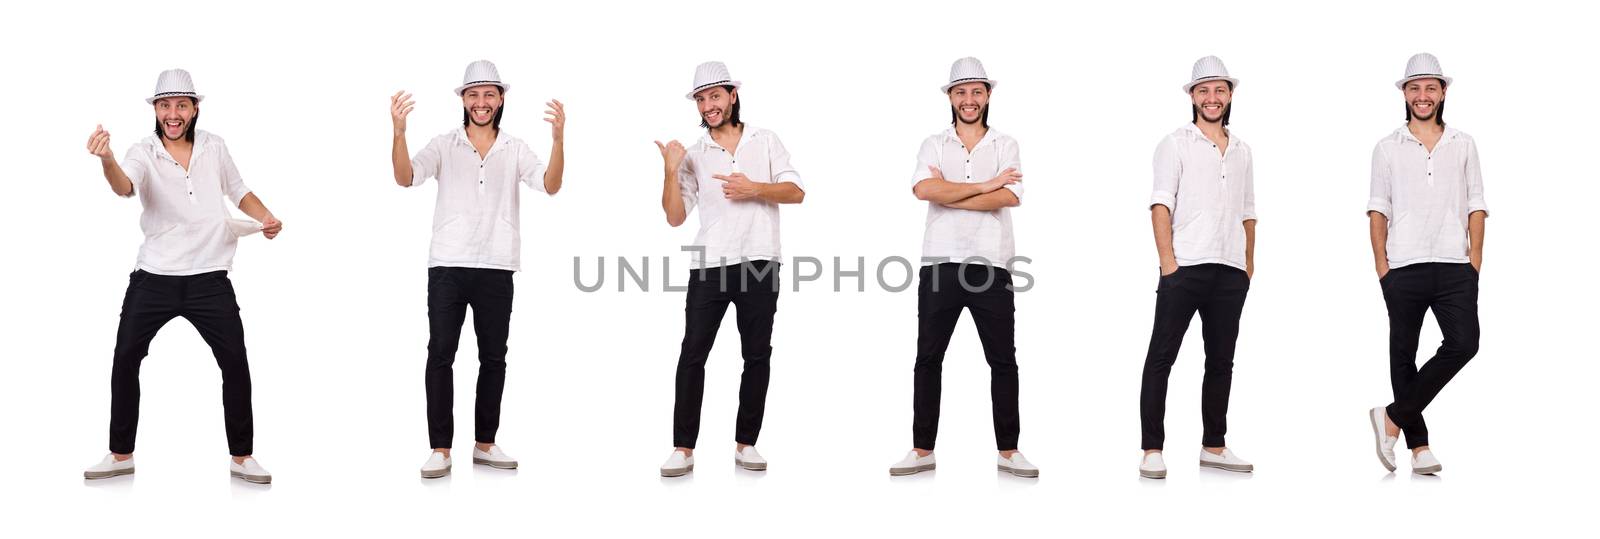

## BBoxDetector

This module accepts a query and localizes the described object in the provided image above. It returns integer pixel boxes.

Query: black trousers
[1139,263,1249,451]
[1381,262,1480,449]
[672,260,779,449]
[425,267,514,449]
[109,270,254,456]
[913,263,1020,451]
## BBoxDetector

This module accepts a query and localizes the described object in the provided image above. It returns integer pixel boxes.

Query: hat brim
[455,82,509,96]
[941,78,997,94]
[1183,76,1238,94]
[686,80,741,100]
[1395,75,1451,89]
[145,92,203,105]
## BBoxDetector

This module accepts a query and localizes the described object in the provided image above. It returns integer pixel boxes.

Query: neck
[954,121,987,139]
[160,136,193,153]
[465,123,498,141]
[1194,119,1227,140]
[1407,119,1443,136]
[710,123,742,139]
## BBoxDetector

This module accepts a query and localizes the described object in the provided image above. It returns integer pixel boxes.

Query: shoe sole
[420,466,451,479]
[230,471,271,484]
[1199,460,1253,473]
[1369,408,1398,472]
[472,458,518,470]
[1412,464,1442,475]
[84,467,135,480]
[889,463,935,476]
[735,459,767,471]
[660,464,693,477]
[1139,468,1166,479]
[997,465,1039,478]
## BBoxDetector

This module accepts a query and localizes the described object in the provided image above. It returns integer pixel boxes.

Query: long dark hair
[948,82,991,128]
[699,85,743,129]
[152,97,199,143]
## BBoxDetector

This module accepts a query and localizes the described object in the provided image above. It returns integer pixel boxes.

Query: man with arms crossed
[888,57,1037,478]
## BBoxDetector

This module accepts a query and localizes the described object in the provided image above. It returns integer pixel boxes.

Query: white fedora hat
[686,61,741,100]
[941,57,998,94]
[1183,56,1239,93]
[1395,53,1452,89]
[145,68,204,104]
[455,60,510,96]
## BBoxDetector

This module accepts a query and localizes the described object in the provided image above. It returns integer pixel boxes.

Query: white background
[1,0,1593,536]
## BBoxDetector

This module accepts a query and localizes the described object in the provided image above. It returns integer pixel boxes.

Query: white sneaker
[1411,449,1442,475]
[420,451,451,479]
[1369,407,1399,472]
[735,446,767,471]
[1198,448,1254,473]
[888,450,936,476]
[472,445,518,469]
[229,457,272,484]
[660,450,694,477]
[997,451,1039,478]
[84,454,135,480]
[1139,452,1167,479]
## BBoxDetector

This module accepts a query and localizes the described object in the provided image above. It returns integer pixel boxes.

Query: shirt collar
[1181,122,1231,144]
[942,125,999,150]
[453,126,508,154]
[1393,125,1460,146]
[144,129,210,162]
[700,124,756,151]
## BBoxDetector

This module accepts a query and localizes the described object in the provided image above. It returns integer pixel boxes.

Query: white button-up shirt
[1367,126,1489,269]
[121,130,254,276]
[411,128,547,271]
[911,127,1024,267]
[675,125,804,269]
[1150,123,1257,272]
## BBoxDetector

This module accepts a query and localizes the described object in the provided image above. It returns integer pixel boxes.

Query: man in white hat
[82,68,283,484]
[887,57,1037,478]
[1366,52,1486,476]
[389,59,566,479]
[655,60,805,477]
[1138,55,1257,480]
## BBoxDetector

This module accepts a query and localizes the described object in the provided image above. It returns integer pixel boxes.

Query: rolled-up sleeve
[1000,136,1024,204]
[1464,139,1488,217]
[409,135,444,187]
[910,137,939,192]
[1241,149,1256,221]
[516,141,548,193]
[678,154,698,215]
[1367,143,1393,219]
[765,132,804,192]
[121,145,149,198]
[1150,136,1180,211]
[216,141,252,206]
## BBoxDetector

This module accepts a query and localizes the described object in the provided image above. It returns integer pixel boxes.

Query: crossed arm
[912,165,1020,210]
